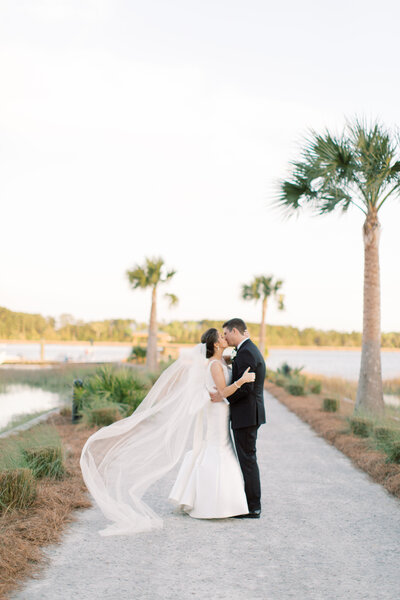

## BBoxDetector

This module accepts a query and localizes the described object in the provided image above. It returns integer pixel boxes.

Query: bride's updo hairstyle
[200,328,219,359]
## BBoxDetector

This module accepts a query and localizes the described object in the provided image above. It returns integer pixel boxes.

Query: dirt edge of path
[265,382,400,501]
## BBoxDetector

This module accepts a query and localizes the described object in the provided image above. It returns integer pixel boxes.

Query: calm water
[0,384,63,429]
[1,343,400,380]
[266,348,400,380]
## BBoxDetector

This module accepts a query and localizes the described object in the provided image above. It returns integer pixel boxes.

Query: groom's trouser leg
[233,425,261,512]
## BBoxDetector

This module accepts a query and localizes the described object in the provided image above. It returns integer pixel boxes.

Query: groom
[211,318,266,518]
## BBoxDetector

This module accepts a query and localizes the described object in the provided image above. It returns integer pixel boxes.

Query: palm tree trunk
[355,209,384,414]
[259,298,267,357]
[146,286,158,371]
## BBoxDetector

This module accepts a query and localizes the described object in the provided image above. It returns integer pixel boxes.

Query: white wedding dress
[169,359,248,518]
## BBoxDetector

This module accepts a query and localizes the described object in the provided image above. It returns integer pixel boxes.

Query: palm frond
[164,293,179,308]
[126,256,176,290]
[277,118,400,217]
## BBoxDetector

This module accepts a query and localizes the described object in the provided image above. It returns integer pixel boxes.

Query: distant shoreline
[1,339,400,352]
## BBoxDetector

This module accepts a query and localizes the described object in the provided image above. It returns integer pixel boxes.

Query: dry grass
[265,382,400,499]
[0,415,96,599]
[383,377,400,396]
[303,372,358,402]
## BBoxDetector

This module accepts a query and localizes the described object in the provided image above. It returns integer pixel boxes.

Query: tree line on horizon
[1,306,400,349]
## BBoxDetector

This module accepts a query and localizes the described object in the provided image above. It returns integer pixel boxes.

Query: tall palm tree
[278,119,400,414]
[241,276,284,356]
[126,257,177,371]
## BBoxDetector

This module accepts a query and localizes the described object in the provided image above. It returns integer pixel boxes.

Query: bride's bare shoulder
[209,360,224,374]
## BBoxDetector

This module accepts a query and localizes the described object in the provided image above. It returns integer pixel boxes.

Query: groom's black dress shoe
[233,509,261,519]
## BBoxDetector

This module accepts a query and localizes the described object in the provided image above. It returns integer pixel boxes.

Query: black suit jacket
[228,338,266,430]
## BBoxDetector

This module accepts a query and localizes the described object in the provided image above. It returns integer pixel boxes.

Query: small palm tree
[126,257,177,371]
[278,119,400,414]
[241,276,284,356]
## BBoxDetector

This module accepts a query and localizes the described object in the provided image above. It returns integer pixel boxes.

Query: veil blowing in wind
[80,343,209,536]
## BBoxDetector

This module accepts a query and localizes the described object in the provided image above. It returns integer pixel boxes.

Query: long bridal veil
[79,343,209,536]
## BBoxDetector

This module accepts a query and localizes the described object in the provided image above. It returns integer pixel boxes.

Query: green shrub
[323,398,339,412]
[0,468,37,512]
[77,366,150,416]
[274,375,287,387]
[277,362,304,378]
[128,345,147,362]
[22,446,65,479]
[373,425,399,442]
[82,404,122,427]
[284,379,305,396]
[348,416,373,437]
[309,380,322,394]
[387,441,400,463]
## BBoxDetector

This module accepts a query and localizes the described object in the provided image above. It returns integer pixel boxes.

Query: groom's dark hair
[223,318,247,334]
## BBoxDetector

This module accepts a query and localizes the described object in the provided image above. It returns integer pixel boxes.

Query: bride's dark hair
[200,328,219,359]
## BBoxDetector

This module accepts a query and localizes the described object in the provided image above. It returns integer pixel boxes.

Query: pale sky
[2,0,400,332]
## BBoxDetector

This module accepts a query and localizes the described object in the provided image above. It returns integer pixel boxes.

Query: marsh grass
[383,378,400,396]
[0,364,106,398]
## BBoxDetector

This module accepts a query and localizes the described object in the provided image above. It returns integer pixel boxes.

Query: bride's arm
[210,362,255,402]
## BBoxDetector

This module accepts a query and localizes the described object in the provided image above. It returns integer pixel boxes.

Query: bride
[79,328,255,536]
[169,327,254,518]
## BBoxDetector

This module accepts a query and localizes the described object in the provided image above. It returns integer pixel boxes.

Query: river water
[0,384,64,430]
[1,343,399,380]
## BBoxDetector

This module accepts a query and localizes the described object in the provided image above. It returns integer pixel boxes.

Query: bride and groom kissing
[80,318,266,535]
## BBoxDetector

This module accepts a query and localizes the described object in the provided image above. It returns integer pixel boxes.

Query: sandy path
[11,392,400,600]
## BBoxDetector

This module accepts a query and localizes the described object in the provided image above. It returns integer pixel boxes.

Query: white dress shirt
[236,337,250,351]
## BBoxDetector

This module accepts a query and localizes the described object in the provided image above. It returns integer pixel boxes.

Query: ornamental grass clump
[323,398,340,412]
[387,441,400,464]
[373,425,399,442]
[0,468,37,513]
[22,446,64,479]
[348,416,373,438]
[284,377,306,396]
[0,424,65,483]
[82,403,122,427]
[309,380,322,394]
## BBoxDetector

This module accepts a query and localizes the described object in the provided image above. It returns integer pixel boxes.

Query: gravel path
[11,392,400,600]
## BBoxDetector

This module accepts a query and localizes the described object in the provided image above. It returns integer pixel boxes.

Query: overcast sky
[2,0,400,332]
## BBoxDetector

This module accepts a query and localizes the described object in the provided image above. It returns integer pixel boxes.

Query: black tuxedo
[229,338,266,429]
[228,338,266,512]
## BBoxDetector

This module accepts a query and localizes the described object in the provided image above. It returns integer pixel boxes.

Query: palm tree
[241,276,284,356]
[278,119,400,414]
[126,257,177,371]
